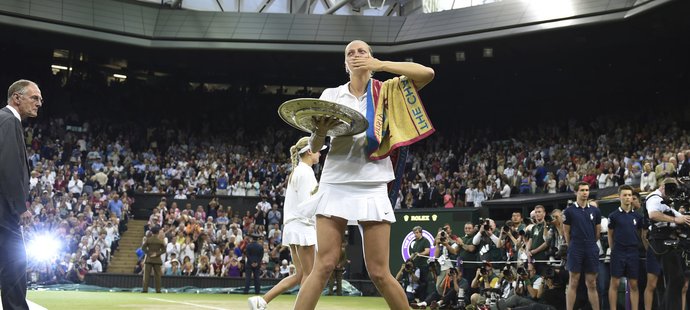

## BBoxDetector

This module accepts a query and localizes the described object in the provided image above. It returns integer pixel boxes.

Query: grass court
[25,290,389,309]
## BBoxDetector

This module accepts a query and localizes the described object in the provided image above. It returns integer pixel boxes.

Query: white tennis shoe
[247,296,267,310]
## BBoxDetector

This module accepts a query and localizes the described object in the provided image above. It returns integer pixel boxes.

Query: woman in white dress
[248,137,322,310]
[294,40,434,310]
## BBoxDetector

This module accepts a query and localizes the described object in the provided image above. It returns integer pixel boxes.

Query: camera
[516,266,527,277]
[557,244,568,258]
[544,243,568,260]
[479,217,491,232]
[650,178,690,250]
[439,229,448,243]
[654,210,690,251]
[663,178,690,210]
[501,265,514,278]
[404,260,414,272]
[541,266,566,288]
[543,267,556,279]
[449,267,458,276]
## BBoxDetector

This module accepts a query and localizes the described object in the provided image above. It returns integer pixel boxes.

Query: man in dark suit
[677,151,690,177]
[244,235,264,295]
[428,180,444,208]
[142,225,165,293]
[0,79,42,310]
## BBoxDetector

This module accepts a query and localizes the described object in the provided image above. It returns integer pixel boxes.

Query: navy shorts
[646,247,662,275]
[610,247,640,279]
[567,244,599,273]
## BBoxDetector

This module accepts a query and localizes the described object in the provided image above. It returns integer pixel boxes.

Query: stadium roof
[0,0,674,52]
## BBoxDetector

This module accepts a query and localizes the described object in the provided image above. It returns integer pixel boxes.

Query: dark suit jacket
[245,241,264,266]
[142,235,166,265]
[0,106,29,226]
[679,160,690,178]
[429,187,443,208]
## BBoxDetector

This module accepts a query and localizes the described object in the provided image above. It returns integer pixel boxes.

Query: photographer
[472,262,499,293]
[411,225,462,309]
[472,219,503,265]
[471,264,520,310]
[511,211,527,233]
[470,262,499,308]
[497,265,518,300]
[412,266,468,309]
[449,267,470,308]
[411,226,458,309]
[396,259,420,304]
[511,266,565,310]
[544,209,567,267]
[516,263,543,300]
[435,225,460,287]
[494,263,543,310]
[646,178,690,310]
[66,255,89,283]
[498,220,524,262]
[512,212,529,261]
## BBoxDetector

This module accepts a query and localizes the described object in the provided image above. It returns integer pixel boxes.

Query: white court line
[27,300,48,310]
[0,299,47,310]
[148,297,229,310]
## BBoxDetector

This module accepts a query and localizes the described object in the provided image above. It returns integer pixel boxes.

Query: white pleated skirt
[282,220,317,246]
[300,182,396,225]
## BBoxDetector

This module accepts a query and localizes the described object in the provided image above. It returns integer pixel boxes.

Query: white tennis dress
[300,83,397,225]
[282,161,318,246]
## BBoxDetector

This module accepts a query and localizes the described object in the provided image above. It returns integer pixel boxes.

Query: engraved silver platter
[278,98,369,136]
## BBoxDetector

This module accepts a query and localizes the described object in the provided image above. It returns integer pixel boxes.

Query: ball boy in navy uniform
[607,185,643,310]
[563,182,602,310]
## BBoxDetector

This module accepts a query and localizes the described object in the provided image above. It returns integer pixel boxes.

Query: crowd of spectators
[22,143,131,284]
[396,118,690,210]
[24,113,690,213]
[135,197,297,281]
[19,72,690,207]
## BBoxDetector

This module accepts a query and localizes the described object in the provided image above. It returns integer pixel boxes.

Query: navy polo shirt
[563,202,601,247]
[608,207,643,249]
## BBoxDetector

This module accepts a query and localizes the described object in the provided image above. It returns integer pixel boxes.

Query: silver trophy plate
[278,98,369,136]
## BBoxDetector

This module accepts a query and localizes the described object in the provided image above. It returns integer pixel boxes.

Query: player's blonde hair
[287,137,311,184]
